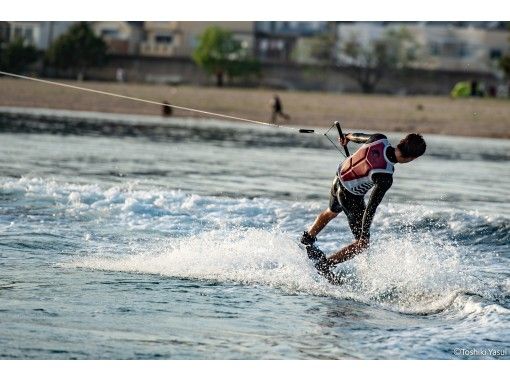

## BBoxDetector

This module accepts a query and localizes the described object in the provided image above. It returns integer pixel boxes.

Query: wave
[2,177,509,318]
[2,176,508,260]
[378,204,510,248]
[2,177,508,242]
[64,227,509,319]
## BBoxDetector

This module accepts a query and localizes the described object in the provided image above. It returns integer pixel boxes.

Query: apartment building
[336,22,510,73]
[140,21,254,58]
[255,21,330,63]
[91,21,143,55]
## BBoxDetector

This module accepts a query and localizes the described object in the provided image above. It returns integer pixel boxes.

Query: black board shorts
[328,176,367,240]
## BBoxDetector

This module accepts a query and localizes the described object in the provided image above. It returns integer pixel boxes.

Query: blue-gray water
[1,114,509,359]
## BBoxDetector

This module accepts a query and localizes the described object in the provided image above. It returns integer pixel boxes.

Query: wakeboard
[305,245,345,285]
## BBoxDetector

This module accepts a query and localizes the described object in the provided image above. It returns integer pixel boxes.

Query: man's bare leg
[308,208,338,237]
[327,238,369,265]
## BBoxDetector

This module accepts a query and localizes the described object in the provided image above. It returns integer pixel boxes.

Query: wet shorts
[328,176,367,240]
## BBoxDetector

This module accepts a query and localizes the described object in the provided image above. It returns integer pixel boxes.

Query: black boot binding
[305,245,343,285]
[300,231,317,246]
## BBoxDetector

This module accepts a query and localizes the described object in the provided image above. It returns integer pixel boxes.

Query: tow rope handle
[334,121,350,157]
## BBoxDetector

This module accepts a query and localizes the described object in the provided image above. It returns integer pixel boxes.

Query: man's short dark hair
[397,133,426,158]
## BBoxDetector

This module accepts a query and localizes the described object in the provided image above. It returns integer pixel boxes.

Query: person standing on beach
[162,100,172,117]
[116,68,126,83]
[270,94,290,124]
[301,132,426,276]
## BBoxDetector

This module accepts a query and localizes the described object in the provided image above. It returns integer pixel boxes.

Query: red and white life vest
[338,139,394,196]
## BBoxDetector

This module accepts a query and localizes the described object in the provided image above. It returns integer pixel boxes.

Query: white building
[255,21,330,63]
[91,21,143,55]
[336,22,510,74]
[8,21,75,50]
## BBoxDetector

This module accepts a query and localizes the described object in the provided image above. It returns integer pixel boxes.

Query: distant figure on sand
[270,95,290,124]
[162,101,172,117]
[116,68,125,83]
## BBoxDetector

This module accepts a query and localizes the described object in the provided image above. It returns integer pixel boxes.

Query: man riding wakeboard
[301,132,427,281]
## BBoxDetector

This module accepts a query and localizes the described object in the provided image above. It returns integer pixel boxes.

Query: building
[7,21,75,50]
[140,22,180,57]
[254,21,330,63]
[336,22,510,74]
[91,21,144,55]
[139,21,254,58]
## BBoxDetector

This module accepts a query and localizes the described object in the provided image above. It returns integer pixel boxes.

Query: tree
[46,22,106,80]
[193,26,260,87]
[291,34,336,64]
[0,38,38,74]
[339,27,419,93]
[309,34,336,63]
[500,23,510,80]
[500,55,510,79]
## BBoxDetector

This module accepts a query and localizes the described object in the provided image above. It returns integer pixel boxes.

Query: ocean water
[0,115,509,359]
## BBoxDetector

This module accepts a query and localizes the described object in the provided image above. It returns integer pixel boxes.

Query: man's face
[395,148,417,164]
[399,156,416,164]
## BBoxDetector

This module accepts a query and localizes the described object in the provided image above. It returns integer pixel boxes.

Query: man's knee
[347,216,363,239]
[353,228,368,242]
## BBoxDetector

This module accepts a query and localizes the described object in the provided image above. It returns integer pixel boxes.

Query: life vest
[338,139,394,196]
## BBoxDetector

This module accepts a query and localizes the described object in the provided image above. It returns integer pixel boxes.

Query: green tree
[46,22,106,80]
[291,34,336,64]
[192,26,260,87]
[309,34,336,63]
[339,27,419,93]
[500,23,510,80]
[500,55,510,79]
[0,38,38,74]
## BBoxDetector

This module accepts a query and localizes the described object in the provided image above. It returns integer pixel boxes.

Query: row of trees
[0,23,259,85]
[193,26,422,92]
[0,38,38,73]
[301,27,510,93]
[0,22,106,79]
[2,23,509,93]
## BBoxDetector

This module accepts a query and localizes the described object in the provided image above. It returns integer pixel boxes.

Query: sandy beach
[1,77,509,138]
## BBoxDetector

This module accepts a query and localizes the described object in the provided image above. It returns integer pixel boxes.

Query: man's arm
[341,133,387,145]
[359,174,393,241]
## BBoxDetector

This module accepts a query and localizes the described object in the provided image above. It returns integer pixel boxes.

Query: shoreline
[1,106,507,143]
[1,78,509,138]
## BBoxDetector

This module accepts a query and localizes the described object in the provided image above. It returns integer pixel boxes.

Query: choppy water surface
[1,115,509,359]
